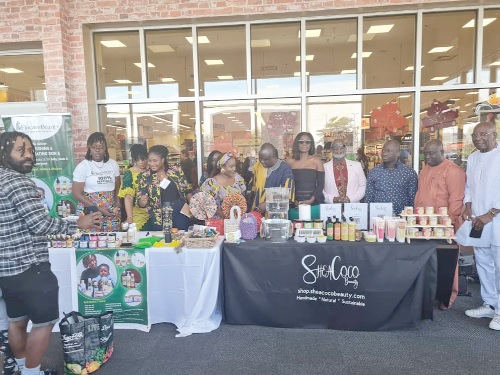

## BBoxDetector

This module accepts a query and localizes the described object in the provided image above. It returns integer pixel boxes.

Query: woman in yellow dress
[118,144,149,230]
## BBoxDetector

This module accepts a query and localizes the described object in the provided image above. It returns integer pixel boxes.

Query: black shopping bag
[59,311,114,375]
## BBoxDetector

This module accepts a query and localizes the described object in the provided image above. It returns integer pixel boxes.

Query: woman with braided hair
[136,145,192,230]
[118,144,149,230]
[72,132,121,231]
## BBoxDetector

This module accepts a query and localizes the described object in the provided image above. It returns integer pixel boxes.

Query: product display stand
[400,213,455,244]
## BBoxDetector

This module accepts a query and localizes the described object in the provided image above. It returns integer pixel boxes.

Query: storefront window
[363,15,416,89]
[482,9,500,84]
[251,23,301,95]
[99,102,196,167]
[94,31,144,100]
[417,88,500,171]
[305,19,357,93]
[421,11,476,86]
[198,26,247,97]
[307,93,414,169]
[0,45,45,102]
[146,29,194,98]
[201,98,300,163]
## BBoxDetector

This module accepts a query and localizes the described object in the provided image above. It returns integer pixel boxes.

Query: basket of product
[184,225,219,249]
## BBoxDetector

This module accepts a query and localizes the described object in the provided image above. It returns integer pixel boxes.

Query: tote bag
[59,311,114,374]
[455,221,492,247]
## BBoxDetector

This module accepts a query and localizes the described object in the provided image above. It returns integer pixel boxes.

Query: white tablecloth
[48,238,222,337]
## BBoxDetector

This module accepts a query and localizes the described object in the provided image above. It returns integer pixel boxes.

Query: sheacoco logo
[301,254,360,289]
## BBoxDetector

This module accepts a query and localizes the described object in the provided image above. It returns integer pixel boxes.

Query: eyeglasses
[298,140,312,145]
[471,131,495,139]
[332,145,346,150]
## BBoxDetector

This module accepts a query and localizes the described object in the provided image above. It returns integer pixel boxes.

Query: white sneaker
[465,304,495,318]
[489,314,500,330]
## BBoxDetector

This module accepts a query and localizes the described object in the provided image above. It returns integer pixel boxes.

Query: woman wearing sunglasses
[287,132,325,220]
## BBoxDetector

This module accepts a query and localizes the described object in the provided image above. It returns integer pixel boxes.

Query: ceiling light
[185,36,210,44]
[227,116,236,119]
[251,39,271,48]
[430,76,448,81]
[100,40,126,48]
[134,62,155,68]
[351,52,372,58]
[347,33,375,42]
[465,103,473,107]
[405,65,424,71]
[114,79,132,84]
[460,110,467,113]
[161,77,176,82]
[428,46,453,53]
[366,24,394,34]
[218,75,233,80]
[398,95,411,98]
[298,29,322,38]
[295,55,314,61]
[462,18,496,28]
[0,68,23,74]
[205,59,224,65]
[189,117,195,120]
[341,69,356,74]
[466,91,479,95]
[147,44,175,53]
[182,114,190,117]
[449,98,460,101]
[490,61,500,66]
[293,72,309,76]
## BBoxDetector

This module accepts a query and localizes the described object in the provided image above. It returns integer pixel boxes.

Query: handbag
[224,206,242,242]
[455,220,492,247]
[205,219,224,235]
[59,311,114,374]
[240,213,258,240]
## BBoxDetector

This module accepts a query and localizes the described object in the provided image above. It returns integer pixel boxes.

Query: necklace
[92,160,104,169]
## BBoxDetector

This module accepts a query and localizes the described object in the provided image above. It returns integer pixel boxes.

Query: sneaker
[489,314,500,330]
[465,304,495,318]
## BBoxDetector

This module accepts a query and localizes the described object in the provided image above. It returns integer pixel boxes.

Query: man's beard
[333,153,346,160]
[8,157,34,174]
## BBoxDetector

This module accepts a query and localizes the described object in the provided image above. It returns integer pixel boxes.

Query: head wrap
[218,152,234,168]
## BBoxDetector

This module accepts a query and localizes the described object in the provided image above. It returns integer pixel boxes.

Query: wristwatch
[489,209,497,218]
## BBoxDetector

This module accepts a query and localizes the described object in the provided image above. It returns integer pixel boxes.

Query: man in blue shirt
[365,139,418,216]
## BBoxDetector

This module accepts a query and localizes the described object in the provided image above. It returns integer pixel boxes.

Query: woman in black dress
[287,132,325,219]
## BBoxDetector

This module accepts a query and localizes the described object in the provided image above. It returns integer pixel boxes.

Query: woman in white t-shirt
[72,132,121,231]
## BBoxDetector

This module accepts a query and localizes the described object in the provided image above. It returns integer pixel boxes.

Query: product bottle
[334,217,341,240]
[55,178,61,194]
[348,217,356,242]
[127,223,136,243]
[121,272,127,286]
[120,252,127,267]
[61,180,67,195]
[87,278,92,291]
[126,272,131,288]
[130,272,135,288]
[341,216,349,241]
[326,217,334,241]
[115,251,120,266]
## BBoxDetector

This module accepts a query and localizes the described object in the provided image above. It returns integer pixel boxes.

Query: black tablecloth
[222,240,456,331]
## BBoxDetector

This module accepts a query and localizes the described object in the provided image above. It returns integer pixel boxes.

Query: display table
[222,240,457,331]
[48,237,223,337]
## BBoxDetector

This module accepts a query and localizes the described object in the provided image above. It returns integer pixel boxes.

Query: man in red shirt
[415,139,465,310]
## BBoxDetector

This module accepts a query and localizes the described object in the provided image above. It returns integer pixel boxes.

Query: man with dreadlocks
[0,131,101,375]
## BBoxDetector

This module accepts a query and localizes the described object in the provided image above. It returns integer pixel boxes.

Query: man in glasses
[248,143,295,214]
[462,121,500,330]
[414,139,466,310]
[365,139,418,216]
[323,139,366,204]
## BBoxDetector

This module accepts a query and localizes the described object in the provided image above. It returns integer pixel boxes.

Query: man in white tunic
[463,121,500,330]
